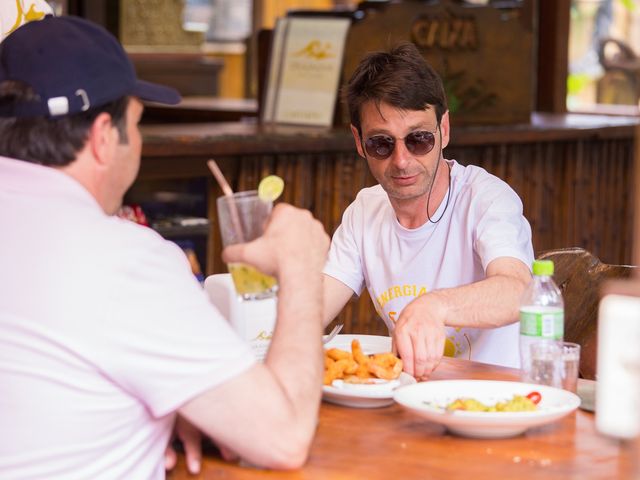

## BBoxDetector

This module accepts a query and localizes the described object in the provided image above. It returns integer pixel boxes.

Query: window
[567,0,640,113]
[183,0,252,41]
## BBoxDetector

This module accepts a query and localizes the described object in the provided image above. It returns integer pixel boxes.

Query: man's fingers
[412,332,429,379]
[394,329,415,377]
[184,440,202,475]
[221,242,248,264]
[172,415,203,474]
[221,238,276,277]
[180,423,203,475]
[421,332,445,380]
[164,444,177,471]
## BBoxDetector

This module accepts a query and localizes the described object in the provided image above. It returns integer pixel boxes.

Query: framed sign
[261,16,351,127]
[339,0,536,126]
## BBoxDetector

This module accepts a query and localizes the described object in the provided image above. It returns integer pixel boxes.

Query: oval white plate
[323,372,416,408]
[394,379,581,438]
[323,335,414,408]
[324,334,391,353]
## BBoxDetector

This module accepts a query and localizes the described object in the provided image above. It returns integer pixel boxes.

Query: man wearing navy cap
[0,16,329,479]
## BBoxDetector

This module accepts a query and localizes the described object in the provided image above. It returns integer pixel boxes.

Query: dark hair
[345,42,448,133]
[0,81,129,167]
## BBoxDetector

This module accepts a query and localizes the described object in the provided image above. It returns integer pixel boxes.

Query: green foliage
[567,73,592,96]
[618,0,636,12]
[446,88,461,114]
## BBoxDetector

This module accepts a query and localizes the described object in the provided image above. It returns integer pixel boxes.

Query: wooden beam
[537,0,570,112]
[634,124,640,271]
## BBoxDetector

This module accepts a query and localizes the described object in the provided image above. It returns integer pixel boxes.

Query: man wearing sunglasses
[322,43,534,379]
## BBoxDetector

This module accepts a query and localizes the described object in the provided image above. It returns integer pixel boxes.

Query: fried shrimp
[368,353,403,380]
[323,339,403,385]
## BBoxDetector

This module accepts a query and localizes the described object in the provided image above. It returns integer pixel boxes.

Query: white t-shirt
[0,156,255,479]
[0,0,52,41]
[324,160,533,368]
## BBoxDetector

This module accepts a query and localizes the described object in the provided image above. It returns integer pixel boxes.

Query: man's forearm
[430,272,529,329]
[265,264,324,429]
[321,273,355,327]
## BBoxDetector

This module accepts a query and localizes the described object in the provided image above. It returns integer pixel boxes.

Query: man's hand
[222,203,329,278]
[392,294,447,380]
[165,415,203,475]
[165,416,241,474]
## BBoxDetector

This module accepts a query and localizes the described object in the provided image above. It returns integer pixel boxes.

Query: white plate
[323,335,415,408]
[324,334,391,353]
[393,379,581,438]
[323,372,416,408]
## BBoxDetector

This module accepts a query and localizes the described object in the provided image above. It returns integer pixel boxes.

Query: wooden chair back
[536,247,635,379]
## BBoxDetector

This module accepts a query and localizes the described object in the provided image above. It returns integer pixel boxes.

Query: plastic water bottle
[519,260,564,381]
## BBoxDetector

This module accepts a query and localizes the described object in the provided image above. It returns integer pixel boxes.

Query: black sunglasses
[363,128,438,160]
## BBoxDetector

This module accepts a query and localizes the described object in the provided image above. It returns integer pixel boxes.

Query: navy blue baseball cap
[0,15,181,118]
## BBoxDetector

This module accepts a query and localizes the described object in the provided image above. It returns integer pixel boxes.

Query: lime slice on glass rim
[258,175,284,202]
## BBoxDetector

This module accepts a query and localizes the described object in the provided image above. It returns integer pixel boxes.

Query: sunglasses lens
[405,131,436,155]
[365,135,395,160]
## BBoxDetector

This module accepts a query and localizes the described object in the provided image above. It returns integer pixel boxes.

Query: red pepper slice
[526,391,542,405]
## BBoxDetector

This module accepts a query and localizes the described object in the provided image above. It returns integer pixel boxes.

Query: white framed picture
[261,16,351,127]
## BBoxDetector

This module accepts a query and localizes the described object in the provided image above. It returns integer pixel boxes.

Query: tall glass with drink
[217,190,278,300]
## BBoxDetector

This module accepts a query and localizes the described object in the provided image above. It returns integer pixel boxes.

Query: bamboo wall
[140,115,637,335]
[208,142,634,334]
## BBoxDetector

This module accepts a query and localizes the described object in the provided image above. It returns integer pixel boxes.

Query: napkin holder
[204,273,276,361]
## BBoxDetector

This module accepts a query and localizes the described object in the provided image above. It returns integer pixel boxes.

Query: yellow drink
[228,263,278,299]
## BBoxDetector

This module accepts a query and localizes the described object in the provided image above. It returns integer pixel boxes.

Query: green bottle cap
[532,260,554,276]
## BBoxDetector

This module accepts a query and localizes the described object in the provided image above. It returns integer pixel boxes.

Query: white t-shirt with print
[1,0,52,41]
[324,159,534,368]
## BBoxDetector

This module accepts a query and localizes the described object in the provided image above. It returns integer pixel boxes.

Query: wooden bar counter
[139,112,639,334]
[166,357,639,480]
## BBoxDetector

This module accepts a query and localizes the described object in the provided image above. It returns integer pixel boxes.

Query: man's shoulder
[352,184,388,207]
[344,184,389,217]
[109,217,181,254]
[451,161,519,200]
[453,161,508,188]
[355,183,386,199]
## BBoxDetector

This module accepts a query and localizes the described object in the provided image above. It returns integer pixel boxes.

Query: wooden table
[167,358,639,479]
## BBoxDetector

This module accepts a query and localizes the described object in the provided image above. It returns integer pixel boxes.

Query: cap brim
[132,79,181,105]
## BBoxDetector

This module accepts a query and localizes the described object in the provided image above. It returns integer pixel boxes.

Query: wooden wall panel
[139,118,637,335]
[195,136,635,335]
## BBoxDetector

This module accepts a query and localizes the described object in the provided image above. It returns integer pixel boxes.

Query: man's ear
[439,110,451,150]
[87,112,117,167]
[350,124,365,158]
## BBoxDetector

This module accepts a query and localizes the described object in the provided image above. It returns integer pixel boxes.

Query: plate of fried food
[393,380,581,438]
[323,335,416,408]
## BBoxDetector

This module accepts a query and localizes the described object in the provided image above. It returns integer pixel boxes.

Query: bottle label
[519,309,564,340]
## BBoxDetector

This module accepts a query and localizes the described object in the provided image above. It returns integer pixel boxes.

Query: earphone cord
[426,126,452,224]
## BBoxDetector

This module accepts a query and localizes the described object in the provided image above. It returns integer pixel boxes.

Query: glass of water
[529,341,580,393]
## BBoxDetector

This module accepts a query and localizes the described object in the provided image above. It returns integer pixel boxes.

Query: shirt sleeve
[473,180,534,272]
[323,201,366,296]
[84,228,256,418]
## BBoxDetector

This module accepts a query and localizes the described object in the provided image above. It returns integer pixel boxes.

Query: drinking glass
[216,190,278,300]
[529,341,580,393]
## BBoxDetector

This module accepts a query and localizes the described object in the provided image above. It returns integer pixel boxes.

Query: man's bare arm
[179,204,329,469]
[322,274,354,328]
[394,257,530,379]
[431,257,531,329]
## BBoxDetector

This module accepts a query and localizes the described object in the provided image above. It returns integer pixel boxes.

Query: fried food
[323,339,403,385]
[368,353,403,380]
[326,348,352,361]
